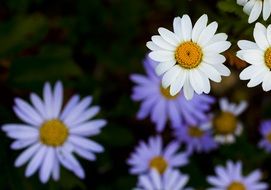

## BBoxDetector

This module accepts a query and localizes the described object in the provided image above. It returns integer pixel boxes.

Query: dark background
[0,0,271,189]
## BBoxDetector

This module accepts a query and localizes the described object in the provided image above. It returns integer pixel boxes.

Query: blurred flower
[134,169,190,190]
[208,98,247,144]
[147,14,231,100]
[127,136,188,175]
[237,23,271,92]
[258,120,271,152]
[237,0,271,23]
[207,160,268,190]
[131,56,215,132]
[2,81,106,183]
[174,121,218,155]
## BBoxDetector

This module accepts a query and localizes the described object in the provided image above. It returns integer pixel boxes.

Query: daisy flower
[174,121,218,155]
[127,136,188,175]
[237,0,271,23]
[2,81,107,183]
[147,14,231,100]
[207,160,268,190]
[258,120,271,152]
[131,56,215,132]
[209,98,247,144]
[134,169,190,190]
[238,23,271,91]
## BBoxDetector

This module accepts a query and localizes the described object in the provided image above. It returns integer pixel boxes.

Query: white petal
[199,63,222,82]
[254,22,269,50]
[152,35,176,51]
[183,78,194,100]
[240,65,259,80]
[181,14,192,41]
[203,41,231,53]
[158,28,179,46]
[192,14,208,42]
[248,1,262,23]
[161,65,181,88]
[189,69,204,94]
[170,69,187,96]
[173,17,183,41]
[207,33,228,45]
[149,50,175,62]
[238,40,258,49]
[146,41,161,51]
[198,22,218,46]
[263,0,271,20]
[267,25,271,45]
[155,61,176,75]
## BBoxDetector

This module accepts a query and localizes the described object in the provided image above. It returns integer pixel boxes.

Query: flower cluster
[2,1,271,189]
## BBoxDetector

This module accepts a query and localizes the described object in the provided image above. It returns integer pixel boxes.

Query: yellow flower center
[39,119,69,147]
[160,86,179,99]
[266,132,271,142]
[264,47,271,69]
[227,182,246,190]
[188,126,204,138]
[175,41,203,69]
[149,156,168,174]
[213,112,237,135]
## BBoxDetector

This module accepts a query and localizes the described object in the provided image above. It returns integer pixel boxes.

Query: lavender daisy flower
[134,169,190,190]
[207,160,268,190]
[127,136,188,175]
[174,121,218,155]
[259,120,271,152]
[2,81,107,183]
[131,56,215,132]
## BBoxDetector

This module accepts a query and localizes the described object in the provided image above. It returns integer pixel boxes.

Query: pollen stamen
[40,119,68,147]
[227,182,246,190]
[175,41,203,69]
[213,112,237,135]
[149,156,168,174]
[265,47,271,69]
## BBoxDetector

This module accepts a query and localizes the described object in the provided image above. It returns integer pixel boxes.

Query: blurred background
[0,0,271,189]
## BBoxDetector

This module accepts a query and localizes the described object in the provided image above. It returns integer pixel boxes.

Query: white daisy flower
[237,23,271,91]
[134,169,190,190]
[207,98,247,144]
[2,81,107,183]
[207,160,268,190]
[237,0,271,23]
[147,14,231,100]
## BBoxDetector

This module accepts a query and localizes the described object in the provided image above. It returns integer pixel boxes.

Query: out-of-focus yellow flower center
[213,112,237,135]
[175,41,203,69]
[188,126,204,138]
[149,156,168,174]
[160,86,179,99]
[264,47,271,69]
[266,132,271,142]
[40,119,68,147]
[227,182,246,190]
